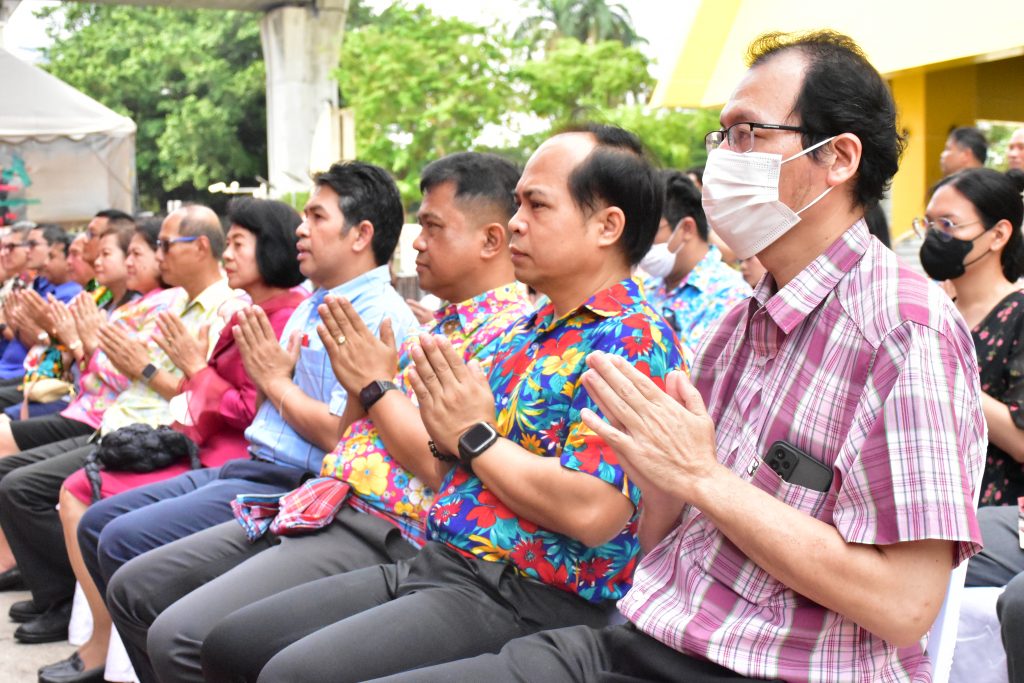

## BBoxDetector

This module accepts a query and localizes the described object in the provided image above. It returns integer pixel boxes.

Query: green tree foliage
[601,105,720,170]
[336,5,519,203]
[518,38,653,123]
[514,0,643,51]
[37,4,266,208]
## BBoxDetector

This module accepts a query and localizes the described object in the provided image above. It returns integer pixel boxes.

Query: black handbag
[83,424,201,502]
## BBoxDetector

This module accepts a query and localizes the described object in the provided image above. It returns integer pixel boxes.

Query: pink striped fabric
[618,221,985,682]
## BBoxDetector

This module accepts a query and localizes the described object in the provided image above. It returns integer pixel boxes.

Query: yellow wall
[889,56,1024,240]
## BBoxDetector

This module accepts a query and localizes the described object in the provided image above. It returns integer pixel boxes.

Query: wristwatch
[140,363,158,385]
[358,380,398,411]
[458,422,499,470]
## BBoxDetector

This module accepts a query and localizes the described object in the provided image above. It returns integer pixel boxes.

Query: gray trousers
[966,505,1024,683]
[368,623,770,683]
[107,506,418,683]
[199,542,613,683]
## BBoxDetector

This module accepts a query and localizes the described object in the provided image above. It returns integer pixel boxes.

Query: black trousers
[0,436,92,608]
[107,508,418,683]
[370,623,771,683]
[200,542,612,683]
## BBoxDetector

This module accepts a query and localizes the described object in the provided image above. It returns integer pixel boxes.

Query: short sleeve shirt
[320,283,533,546]
[619,221,985,682]
[427,277,686,603]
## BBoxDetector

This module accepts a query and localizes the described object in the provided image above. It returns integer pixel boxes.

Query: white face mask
[701,137,836,260]
[638,238,680,279]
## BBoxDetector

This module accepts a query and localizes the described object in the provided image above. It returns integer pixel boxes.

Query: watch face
[142,364,158,380]
[462,422,497,454]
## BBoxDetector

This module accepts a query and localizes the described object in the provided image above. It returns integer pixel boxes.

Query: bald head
[175,205,226,258]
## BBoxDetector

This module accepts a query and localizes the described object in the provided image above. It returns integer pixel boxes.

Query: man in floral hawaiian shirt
[197,124,686,683]
[103,153,534,683]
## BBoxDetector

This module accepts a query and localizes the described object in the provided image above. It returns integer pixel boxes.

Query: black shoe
[0,566,24,591]
[9,598,42,623]
[14,600,72,644]
[38,652,105,683]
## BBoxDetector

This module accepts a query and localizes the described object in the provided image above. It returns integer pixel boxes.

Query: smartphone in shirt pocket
[762,441,833,493]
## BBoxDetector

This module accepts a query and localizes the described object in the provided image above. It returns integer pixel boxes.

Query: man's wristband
[358,380,399,412]
[428,440,458,464]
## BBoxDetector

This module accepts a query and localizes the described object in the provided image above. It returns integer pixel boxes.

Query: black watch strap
[140,363,158,385]
[458,422,499,469]
[358,379,399,411]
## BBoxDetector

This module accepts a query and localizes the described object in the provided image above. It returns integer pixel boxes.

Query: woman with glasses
[916,168,1024,506]
[36,198,305,683]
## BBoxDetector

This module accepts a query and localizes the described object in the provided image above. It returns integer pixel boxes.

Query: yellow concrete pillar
[890,72,926,240]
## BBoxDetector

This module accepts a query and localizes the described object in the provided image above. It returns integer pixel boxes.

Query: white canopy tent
[0,47,136,224]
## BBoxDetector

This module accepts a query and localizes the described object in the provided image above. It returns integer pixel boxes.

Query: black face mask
[919,229,988,281]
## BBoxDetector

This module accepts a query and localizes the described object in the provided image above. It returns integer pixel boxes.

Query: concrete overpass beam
[260,0,347,198]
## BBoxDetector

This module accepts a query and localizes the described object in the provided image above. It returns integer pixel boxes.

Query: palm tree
[514,0,643,52]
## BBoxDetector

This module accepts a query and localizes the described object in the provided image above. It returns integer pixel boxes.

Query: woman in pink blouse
[44,198,306,681]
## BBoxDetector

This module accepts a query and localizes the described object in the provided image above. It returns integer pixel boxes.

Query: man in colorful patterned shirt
[401,31,987,683]
[107,152,533,683]
[198,125,685,682]
[642,169,750,357]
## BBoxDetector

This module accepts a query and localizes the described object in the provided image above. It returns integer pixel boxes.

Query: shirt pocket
[699,458,833,606]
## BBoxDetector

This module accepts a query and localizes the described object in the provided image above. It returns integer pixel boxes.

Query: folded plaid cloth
[231,477,351,542]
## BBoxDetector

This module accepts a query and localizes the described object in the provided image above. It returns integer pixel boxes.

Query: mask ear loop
[783,135,839,216]
[782,135,837,163]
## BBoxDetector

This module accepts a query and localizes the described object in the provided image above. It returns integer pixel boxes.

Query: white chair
[927,481,984,683]
[927,555,970,683]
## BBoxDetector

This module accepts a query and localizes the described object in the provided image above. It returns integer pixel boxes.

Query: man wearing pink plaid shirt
[391,30,986,683]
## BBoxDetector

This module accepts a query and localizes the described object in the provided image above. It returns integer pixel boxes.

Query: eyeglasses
[911,217,982,242]
[705,122,807,153]
[1,243,28,252]
[155,235,199,252]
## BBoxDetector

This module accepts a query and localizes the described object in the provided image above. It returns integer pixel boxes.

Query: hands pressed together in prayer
[579,351,720,507]
[98,321,150,380]
[232,306,299,394]
[155,311,209,378]
[316,296,399,396]
[407,333,495,457]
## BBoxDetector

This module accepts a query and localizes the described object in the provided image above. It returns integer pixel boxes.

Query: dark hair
[684,165,704,185]
[661,170,708,241]
[747,30,904,210]
[419,152,520,222]
[133,215,164,251]
[226,197,304,289]
[94,208,133,222]
[177,205,226,259]
[933,168,1024,281]
[558,123,663,265]
[100,217,137,255]
[313,161,404,266]
[949,127,988,165]
[864,203,891,248]
[36,223,71,255]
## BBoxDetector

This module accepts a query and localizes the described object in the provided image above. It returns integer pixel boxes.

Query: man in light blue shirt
[78,163,418,680]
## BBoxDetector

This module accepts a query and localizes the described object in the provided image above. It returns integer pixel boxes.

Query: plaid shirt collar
[754,219,869,335]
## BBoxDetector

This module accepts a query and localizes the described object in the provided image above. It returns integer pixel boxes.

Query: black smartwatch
[140,363,158,385]
[458,422,499,469]
[358,380,398,411]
